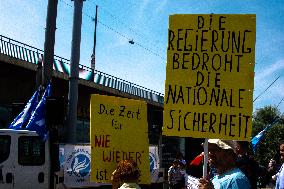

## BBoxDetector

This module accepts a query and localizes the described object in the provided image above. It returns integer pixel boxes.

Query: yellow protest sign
[90,94,150,184]
[163,14,256,141]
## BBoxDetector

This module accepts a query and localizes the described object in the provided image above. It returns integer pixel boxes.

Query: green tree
[251,105,284,166]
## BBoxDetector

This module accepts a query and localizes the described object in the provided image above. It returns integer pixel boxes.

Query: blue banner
[251,119,279,152]
[26,83,52,140]
[9,89,39,130]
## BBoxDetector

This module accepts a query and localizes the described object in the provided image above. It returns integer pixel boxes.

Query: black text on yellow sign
[90,95,150,184]
[163,14,256,140]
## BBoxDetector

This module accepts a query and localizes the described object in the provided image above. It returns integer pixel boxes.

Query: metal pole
[203,138,208,178]
[42,0,58,86]
[67,0,84,143]
[42,1,58,188]
[91,5,98,81]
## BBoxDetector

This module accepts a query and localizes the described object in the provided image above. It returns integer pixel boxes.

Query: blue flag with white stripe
[26,83,52,140]
[9,89,39,130]
[251,119,279,153]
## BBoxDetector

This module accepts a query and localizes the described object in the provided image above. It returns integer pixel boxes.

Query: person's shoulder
[230,168,249,179]
[234,169,250,180]
[233,168,246,175]
[230,169,251,188]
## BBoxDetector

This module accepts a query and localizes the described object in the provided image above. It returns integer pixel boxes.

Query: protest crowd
[109,139,284,189]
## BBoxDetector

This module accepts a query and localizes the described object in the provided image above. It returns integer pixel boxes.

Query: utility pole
[43,0,58,86]
[91,5,98,81]
[42,1,58,189]
[67,0,84,143]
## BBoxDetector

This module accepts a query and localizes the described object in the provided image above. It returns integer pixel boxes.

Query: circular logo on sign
[66,148,91,178]
[71,153,91,177]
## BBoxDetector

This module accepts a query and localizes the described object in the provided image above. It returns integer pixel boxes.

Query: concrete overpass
[0,33,165,137]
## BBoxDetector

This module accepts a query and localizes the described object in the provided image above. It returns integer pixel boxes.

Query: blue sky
[1,0,283,113]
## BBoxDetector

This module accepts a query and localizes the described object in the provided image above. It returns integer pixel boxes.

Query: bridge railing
[0,35,164,104]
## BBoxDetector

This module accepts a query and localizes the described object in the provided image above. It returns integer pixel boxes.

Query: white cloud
[253,60,284,112]
[255,59,284,83]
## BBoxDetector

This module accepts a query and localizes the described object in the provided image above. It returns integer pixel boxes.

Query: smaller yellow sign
[90,94,150,184]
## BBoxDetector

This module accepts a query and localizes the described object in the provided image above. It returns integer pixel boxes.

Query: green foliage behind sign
[252,106,284,166]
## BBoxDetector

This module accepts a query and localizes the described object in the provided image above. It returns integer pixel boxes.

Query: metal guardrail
[0,35,164,104]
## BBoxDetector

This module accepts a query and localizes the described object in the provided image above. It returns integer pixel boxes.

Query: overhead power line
[276,97,284,108]
[96,20,131,41]
[59,0,166,61]
[253,75,281,102]
[59,0,72,8]
[94,4,165,52]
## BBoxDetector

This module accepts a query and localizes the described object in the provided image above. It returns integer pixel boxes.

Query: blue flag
[26,83,52,140]
[9,89,39,130]
[251,119,279,153]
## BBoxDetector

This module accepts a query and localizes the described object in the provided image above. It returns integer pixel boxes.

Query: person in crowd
[168,159,184,189]
[234,141,259,189]
[198,139,251,189]
[179,159,188,189]
[267,159,277,173]
[273,139,284,189]
[111,159,141,189]
[264,158,277,188]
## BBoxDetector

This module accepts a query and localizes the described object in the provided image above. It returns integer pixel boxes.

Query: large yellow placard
[163,14,256,140]
[90,94,150,184]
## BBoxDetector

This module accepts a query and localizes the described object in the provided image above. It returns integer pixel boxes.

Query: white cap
[208,139,235,150]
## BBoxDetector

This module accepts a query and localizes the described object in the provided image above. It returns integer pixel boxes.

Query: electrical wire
[94,4,166,52]
[253,75,281,102]
[59,0,166,61]
[86,0,165,45]
[276,97,284,108]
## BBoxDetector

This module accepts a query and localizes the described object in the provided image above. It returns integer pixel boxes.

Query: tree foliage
[251,105,284,166]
